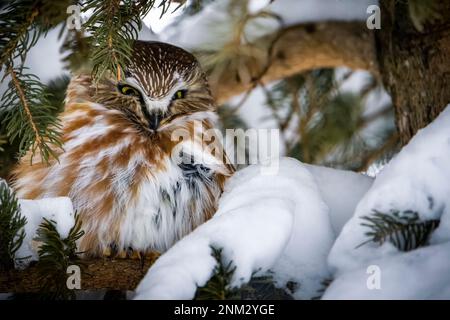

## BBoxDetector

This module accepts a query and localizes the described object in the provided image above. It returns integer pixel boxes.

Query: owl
[12,41,234,258]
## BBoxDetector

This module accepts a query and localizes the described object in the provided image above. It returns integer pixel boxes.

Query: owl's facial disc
[109,41,216,132]
[117,79,189,131]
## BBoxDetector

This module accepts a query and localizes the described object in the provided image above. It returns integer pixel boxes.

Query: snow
[15,194,75,267]
[335,68,394,140]
[137,24,160,42]
[305,164,373,234]
[1,179,75,267]
[134,158,370,299]
[141,1,185,33]
[325,104,450,299]
[323,241,450,299]
[266,0,378,26]
[164,0,378,50]
[248,0,272,14]
[134,158,299,299]
[135,105,450,300]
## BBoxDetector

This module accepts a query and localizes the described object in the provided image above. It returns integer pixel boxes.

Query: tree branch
[209,21,378,104]
[0,255,159,293]
[7,66,42,146]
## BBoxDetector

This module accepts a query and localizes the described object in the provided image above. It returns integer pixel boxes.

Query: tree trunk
[376,0,450,145]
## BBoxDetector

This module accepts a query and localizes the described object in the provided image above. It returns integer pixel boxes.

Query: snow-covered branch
[134,159,373,299]
[134,104,450,300]
[324,104,450,299]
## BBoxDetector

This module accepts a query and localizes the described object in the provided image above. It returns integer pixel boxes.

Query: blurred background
[0,0,398,178]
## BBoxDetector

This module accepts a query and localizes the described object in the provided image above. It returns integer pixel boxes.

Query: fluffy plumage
[12,41,234,257]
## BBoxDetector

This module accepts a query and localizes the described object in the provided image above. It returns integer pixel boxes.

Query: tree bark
[376,1,450,145]
[0,256,158,293]
[209,21,378,104]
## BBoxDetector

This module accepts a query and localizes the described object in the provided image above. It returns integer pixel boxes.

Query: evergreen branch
[207,21,377,103]
[0,0,73,69]
[357,209,440,251]
[1,67,63,163]
[83,0,158,81]
[195,246,292,300]
[34,0,76,30]
[33,214,84,299]
[8,66,42,147]
[0,1,67,163]
[195,247,237,300]
[0,1,39,70]
[0,0,76,69]
[61,29,92,72]
[158,0,186,18]
[0,180,27,271]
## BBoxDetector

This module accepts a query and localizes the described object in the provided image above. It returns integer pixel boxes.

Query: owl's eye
[172,89,187,100]
[118,84,140,97]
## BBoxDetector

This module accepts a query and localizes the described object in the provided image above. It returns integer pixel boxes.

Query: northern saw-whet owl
[12,41,235,257]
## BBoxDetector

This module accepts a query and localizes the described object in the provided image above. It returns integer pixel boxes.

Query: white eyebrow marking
[123,76,187,114]
[125,75,186,100]
[124,77,143,91]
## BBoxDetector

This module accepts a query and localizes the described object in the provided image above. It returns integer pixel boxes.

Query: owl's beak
[141,96,168,131]
[148,112,164,131]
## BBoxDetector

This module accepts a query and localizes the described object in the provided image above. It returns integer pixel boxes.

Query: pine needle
[0,2,39,70]
[0,180,27,271]
[357,209,440,251]
[1,67,62,163]
[83,0,158,81]
[34,214,84,299]
[195,246,292,300]
[195,247,237,300]
[0,1,65,163]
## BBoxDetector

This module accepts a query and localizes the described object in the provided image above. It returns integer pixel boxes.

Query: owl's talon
[146,251,161,260]
[117,250,127,259]
[102,247,112,258]
[130,250,142,260]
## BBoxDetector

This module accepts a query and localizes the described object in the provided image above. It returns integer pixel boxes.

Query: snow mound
[1,179,75,267]
[305,164,373,234]
[324,241,450,299]
[325,104,450,299]
[18,196,75,267]
[135,158,371,299]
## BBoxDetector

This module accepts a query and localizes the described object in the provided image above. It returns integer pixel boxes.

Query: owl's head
[91,41,215,132]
